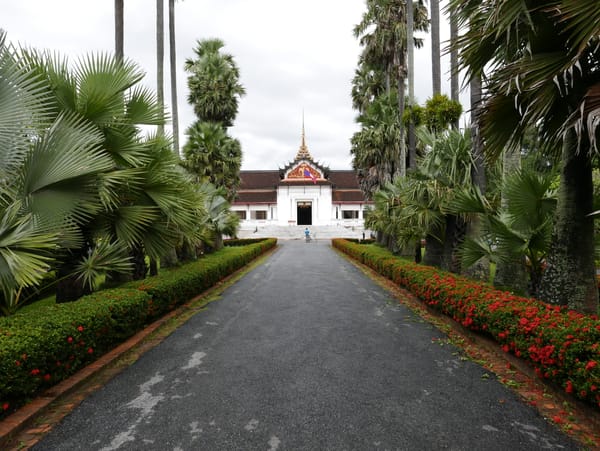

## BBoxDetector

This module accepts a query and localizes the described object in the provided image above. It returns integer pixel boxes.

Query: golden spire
[295,110,313,161]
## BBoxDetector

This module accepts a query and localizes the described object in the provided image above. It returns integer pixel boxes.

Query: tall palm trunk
[115,0,124,61]
[449,9,459,130]
[156,0,165,136]
[463,74,488,280]
[169,0,180,156]
[538,129,598,314]
[406,0,416,171]
[430,0,441,96]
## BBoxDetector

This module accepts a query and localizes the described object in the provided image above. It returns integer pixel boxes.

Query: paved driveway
[33,240,579,450]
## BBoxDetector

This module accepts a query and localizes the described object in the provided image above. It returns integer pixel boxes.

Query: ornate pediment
[285,162,321,181]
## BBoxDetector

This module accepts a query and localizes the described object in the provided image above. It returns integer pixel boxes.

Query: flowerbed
[0,238,276,418]
[333,239,600,409]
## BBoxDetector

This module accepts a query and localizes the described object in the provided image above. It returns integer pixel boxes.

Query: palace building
[232,126,372,229]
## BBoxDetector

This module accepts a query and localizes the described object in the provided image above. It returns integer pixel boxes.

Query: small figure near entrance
[304,227,311,242]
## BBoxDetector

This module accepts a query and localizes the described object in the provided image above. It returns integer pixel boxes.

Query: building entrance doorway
[297,201,312,225]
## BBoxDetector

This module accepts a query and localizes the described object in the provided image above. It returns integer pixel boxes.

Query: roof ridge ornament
[295,110,313,161]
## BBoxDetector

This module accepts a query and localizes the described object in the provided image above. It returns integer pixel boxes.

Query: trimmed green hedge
[333,238,600,409]
[224,238,272,246]
[0,238,276,417]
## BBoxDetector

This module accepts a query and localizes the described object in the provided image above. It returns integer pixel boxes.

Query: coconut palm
[448,0,600,313]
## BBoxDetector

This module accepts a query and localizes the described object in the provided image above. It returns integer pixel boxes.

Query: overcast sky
[4,1,466,170]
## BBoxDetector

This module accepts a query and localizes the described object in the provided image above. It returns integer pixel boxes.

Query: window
[342,210,359,219]
[234,211,247,220]
[251,210,267,220]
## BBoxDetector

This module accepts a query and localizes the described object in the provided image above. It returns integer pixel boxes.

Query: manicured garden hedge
[0,238,276,418]
[332,238,600,409]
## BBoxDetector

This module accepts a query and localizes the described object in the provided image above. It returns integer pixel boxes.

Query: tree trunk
[424,227,444,268]
[56,247,92,303]
[168,0,179,156]
[149,258,159,276]
[442,214,463,273]
[538,129,598,314]
[406,0,416,170]
[156,0,165,136]
[213,233,224,251]
[430,0,441,96]
[131,245,148,280]
[449,9,459,129]
[114,0,124,62]
[463,74,489,280]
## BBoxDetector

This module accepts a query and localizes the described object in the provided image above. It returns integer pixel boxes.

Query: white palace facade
[232,129,372,229]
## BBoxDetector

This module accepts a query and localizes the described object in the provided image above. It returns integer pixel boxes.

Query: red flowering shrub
[333,239,600,409]
[0,239,277,420]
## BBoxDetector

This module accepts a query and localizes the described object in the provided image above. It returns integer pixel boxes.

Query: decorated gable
[286,162,321,182]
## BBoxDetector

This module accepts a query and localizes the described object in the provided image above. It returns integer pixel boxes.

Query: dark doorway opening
[297,202,312,225]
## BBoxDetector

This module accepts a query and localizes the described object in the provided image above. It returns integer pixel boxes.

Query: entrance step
[235,224,371,240]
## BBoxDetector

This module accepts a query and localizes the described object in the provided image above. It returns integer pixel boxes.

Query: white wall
[277,185,333,225]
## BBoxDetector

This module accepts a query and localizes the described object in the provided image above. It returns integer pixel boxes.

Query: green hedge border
[333,238,600,409]
[0,238,276,417]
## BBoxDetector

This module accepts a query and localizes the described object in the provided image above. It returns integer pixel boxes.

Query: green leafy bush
[0,239,276,418]
[333,238,600,408]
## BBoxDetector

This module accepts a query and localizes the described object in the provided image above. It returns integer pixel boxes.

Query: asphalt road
[33,240,580,451]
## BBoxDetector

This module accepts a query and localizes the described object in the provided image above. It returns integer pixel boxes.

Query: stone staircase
[235,223,371,240]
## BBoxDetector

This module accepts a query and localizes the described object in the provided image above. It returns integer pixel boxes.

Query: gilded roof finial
[295,110,313,161]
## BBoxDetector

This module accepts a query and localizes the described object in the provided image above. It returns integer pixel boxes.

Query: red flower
[77,325,84,332]
[552,415,563,424]
[67,336,73,343]
[502,344,510,353]
[30,368,40,376]
[585,360,597,371]
[2,402,9,411]
[15,360,21,366]
[565,380,574,394]
[87,347,94,354]
[43,374,51,382]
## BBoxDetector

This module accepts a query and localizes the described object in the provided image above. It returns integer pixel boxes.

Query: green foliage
[422,94,462,133]
[0,239,276,418]
[334,238,600,409]
[0,288,152,413]
[184,39,245,127]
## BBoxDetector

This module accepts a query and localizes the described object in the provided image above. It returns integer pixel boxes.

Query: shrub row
[332,239,600,408]
[0,238,277,418]
[224,238,272,247]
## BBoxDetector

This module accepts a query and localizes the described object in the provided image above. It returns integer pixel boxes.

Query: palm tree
[18,49,199,301]
[182,121,242,201]
[450,167,557,295]
[0,33,118,313]
[351,91,403,200]
[114,0,124,61]
[197,183,240,251]
[185,38,245,127]
[168,0,180,155]
[448,0,600,313]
